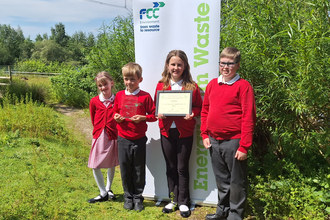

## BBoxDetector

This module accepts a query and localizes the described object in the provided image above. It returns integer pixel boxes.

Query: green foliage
[250,172,330,219]
[31,39,70,62]
[0,24,25,64]
[3,79,48,104]
[221,0,330,162]
[50,22,69,47]
[50,68,93,108]
[49,15,135,108]
[0,96,68,140]
[1,129,20,148]
[14,59,74,73]
[85,15,135,91]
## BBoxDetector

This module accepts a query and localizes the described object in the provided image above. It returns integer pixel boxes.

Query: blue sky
[1,0,133,40]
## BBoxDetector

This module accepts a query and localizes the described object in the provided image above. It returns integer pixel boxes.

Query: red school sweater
[154,82,203,138]
[113,90,157,140]
[201,78,256,153]
[89,96,118,140]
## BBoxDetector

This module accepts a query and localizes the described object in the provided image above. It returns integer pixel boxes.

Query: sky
[1,0,133,40]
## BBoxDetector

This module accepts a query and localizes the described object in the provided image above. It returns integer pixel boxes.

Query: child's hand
[157,113,166,119]
[184,112,194,120]
[203,138,212,149]
[235,150,247,161]
[130,115,146,123]
[114,113,125,123]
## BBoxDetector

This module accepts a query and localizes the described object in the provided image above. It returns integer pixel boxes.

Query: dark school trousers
[160,128,193,206]
[118,135,147,203]
[209,137,248,220]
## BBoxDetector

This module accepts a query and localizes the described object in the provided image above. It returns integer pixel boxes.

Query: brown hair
[220,47,241,63]
[95,71,115,94]
[159,50,196,90]
[95,71,114,85]
[122,62,143,79]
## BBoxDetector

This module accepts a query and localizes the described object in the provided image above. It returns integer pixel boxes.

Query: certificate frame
[155,90,193,116]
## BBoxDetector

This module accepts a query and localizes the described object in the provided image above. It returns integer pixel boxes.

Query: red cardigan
[201,78,256,153]
[89,96,118,140]
[154,82,203,138]
[113,90,157,140]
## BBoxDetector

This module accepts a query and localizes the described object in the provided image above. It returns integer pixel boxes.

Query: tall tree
[0,24,25,64]
[85,15,134,90]
[50,23,69,47]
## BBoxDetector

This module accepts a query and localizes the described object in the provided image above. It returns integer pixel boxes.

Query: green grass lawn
[0,109,217,220]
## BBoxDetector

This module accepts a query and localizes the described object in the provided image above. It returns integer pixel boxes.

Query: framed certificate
[155,90,192,116]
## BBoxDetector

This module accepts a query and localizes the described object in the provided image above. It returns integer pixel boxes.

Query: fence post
[8,66,12,84]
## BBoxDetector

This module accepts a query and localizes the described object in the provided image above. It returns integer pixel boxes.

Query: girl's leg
[106,167,115,191]
[93,168,107,197]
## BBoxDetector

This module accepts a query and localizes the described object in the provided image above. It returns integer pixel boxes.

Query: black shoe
[123,201,134,210]
[134,201,144,211]
[180,210,191,218]
[162,202,177,213]
[107,190,116,200]
[88,194,108,203]
[205,213,227,220]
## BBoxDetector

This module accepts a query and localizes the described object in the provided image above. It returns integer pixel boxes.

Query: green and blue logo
[140,2,165,19]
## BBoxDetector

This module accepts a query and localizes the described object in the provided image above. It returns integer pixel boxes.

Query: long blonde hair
[159,50,196,91]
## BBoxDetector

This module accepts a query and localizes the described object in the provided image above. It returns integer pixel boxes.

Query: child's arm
[200,82,211,141]
[144,93,157,122]
[238,84,256,154]
[190,84,203,118]
[89,99,96,125]
[184,85,203,120]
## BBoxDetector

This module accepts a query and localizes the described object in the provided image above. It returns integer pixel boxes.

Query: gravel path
[54,104,93,144]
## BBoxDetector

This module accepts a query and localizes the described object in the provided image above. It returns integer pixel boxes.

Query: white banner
[132,0,220,206]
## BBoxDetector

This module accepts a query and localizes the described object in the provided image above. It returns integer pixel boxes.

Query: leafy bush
[221,0,330,162]
[50,68,93,108]
[3,79,48,104]
[0,95,68,140]
[250,172,330,219]
[14,59,75,73]
[49,15,135,108]
[85,15,134,91]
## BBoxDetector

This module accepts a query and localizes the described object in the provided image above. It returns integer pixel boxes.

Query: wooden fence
[0,66,61,87]
[0,66,12,86]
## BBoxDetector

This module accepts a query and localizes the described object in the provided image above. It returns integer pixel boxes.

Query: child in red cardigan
[88,71,119,203]
[113,62,157,212]
[201,47,256,220]
[154,50,202,218]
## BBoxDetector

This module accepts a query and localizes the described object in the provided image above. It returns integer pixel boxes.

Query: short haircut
[122,62,143,79]
[220,47,241,63]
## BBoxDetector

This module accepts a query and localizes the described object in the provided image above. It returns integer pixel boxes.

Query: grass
[1,74,328,219]
[0,107,218,220]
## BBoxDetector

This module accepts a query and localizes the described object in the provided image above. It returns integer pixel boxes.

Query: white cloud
[1,0,132,23]
[1,0,132,38]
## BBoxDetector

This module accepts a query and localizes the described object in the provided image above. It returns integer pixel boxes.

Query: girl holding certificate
[154,50,202,218]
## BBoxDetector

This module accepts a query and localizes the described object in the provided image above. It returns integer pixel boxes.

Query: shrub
[50,68,93,108]
[0,95,68,140]
[2,78,47,104]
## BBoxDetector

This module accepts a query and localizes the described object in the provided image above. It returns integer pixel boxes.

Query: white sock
[179,205,189,212]
[93,169,107,197]
[105,167,115,192]
[165,201,176,209]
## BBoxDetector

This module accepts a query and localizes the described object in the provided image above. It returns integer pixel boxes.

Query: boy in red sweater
[201,47,256,220]
[113,62,157,211]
